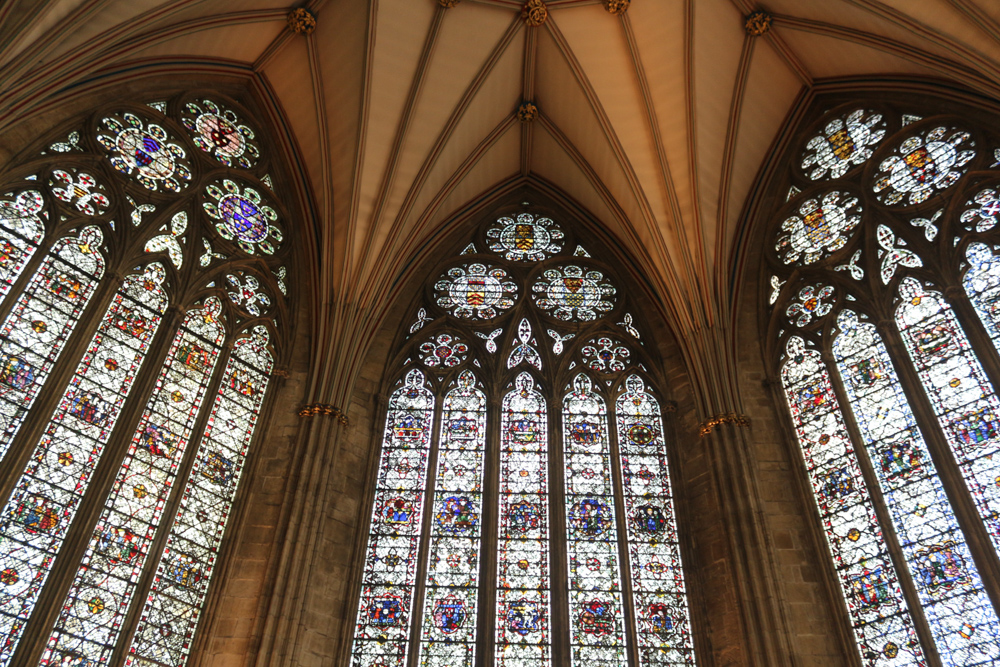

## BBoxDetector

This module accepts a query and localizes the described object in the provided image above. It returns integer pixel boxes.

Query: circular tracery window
[872,125,975,206]
[433,263,517,320]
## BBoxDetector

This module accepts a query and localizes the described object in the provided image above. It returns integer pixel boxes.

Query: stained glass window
[0,93,288,667]
[180,99,260,169]
[43,298,226,666]
[0,264,167,664]
[487,213,564,261]
[497,372,552,667]
[873,125,975,206]
[532,266,616,322]
[417,370,486,667]
[351,370,435,667]
[617,375,696,666]
[769,102,1000,666]
[434,263,517,320]
[801,108,886,180]
[350,210,696,667]
[0,226,105,466]
[563,374,626,665]
[126,326,275,667]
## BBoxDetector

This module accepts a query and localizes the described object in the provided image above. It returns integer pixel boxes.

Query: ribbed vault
[3,0,1000,415]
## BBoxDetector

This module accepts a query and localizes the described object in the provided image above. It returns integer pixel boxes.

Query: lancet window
[349,211,697,667]
[0,95,289,667]
[768,103,1000,665]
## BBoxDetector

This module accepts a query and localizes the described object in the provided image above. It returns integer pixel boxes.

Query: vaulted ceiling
[2,0,1000,405]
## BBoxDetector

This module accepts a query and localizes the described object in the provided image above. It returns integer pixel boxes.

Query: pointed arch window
[0,95,291,667]
[349,212,697,666]
[767,103,1000,665]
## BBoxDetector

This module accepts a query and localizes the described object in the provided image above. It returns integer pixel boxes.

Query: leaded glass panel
[497,372,552,667]
[126,326,274,667]
[616,375,697,667]
[0,226,105,466]
[351,370,436,667]
[780,337,922,666]
[833,310,1000,664]
[417,370,486,667]
[42,298,226,666]
[0,264,167,666]
[562,374,626,666]
[895,279,1000,557]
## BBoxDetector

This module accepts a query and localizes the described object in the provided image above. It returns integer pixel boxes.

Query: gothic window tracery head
[0,90,294,667]
[353,202,696,667]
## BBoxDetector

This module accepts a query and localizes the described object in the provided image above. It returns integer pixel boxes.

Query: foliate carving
[287,8,317,35]
[604,0,629,15]
[744,10,772,36]
[699,413,751,437]
[298,403,348,425]
[439,0,461,6]
[517,101,538,123]
[522,0,548,27]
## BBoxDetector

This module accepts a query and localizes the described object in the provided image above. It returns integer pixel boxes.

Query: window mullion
[876,317,1000,612]
[405,386,445,667]
[476,394,501,667]
[547,384,571,667]
[607,392,639,667]
[8,303,183,667]
[821,347,944,667]
[106,340,236,667]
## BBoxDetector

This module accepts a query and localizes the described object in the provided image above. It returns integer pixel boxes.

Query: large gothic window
[349,211,697,667]
[767,104,1000,665]
[0,96,288,667]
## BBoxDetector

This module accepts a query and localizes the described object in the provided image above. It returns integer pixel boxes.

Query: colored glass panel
[780,337,922,667]
[125,326,273,667]
[801,108,886,180]
[487,213,564,262]
[563,374,626,666]
[417,370,486,667]
[0,190,45,307]
[434,264,517,320]
[203,180,282,255]
[181,99,259,169]
[873,126,975,206]
[532,266,616,322]
[351,369,435,667]
[0,264,167,666]
[41,298,225,666]
[581,338,630,374]
[965,243,1000,346]
[419,333,468,368]
[776,191,861,265]
[97,112,191,192]
[0,226,105,466]
[833,309,1000,666]
[496,372,551,667]
[897,278,1000,558]
[49,170,111,216]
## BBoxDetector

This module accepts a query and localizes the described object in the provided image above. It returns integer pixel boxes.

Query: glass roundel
[181,99,259,168]
[487,213,564,262]
[775,190,861,265]
[97,112,191,192]
[202,180,282,255]
[801,108,887,181]
[873,125,976,206]
[434,263,517,320]
[532,265,616,322]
